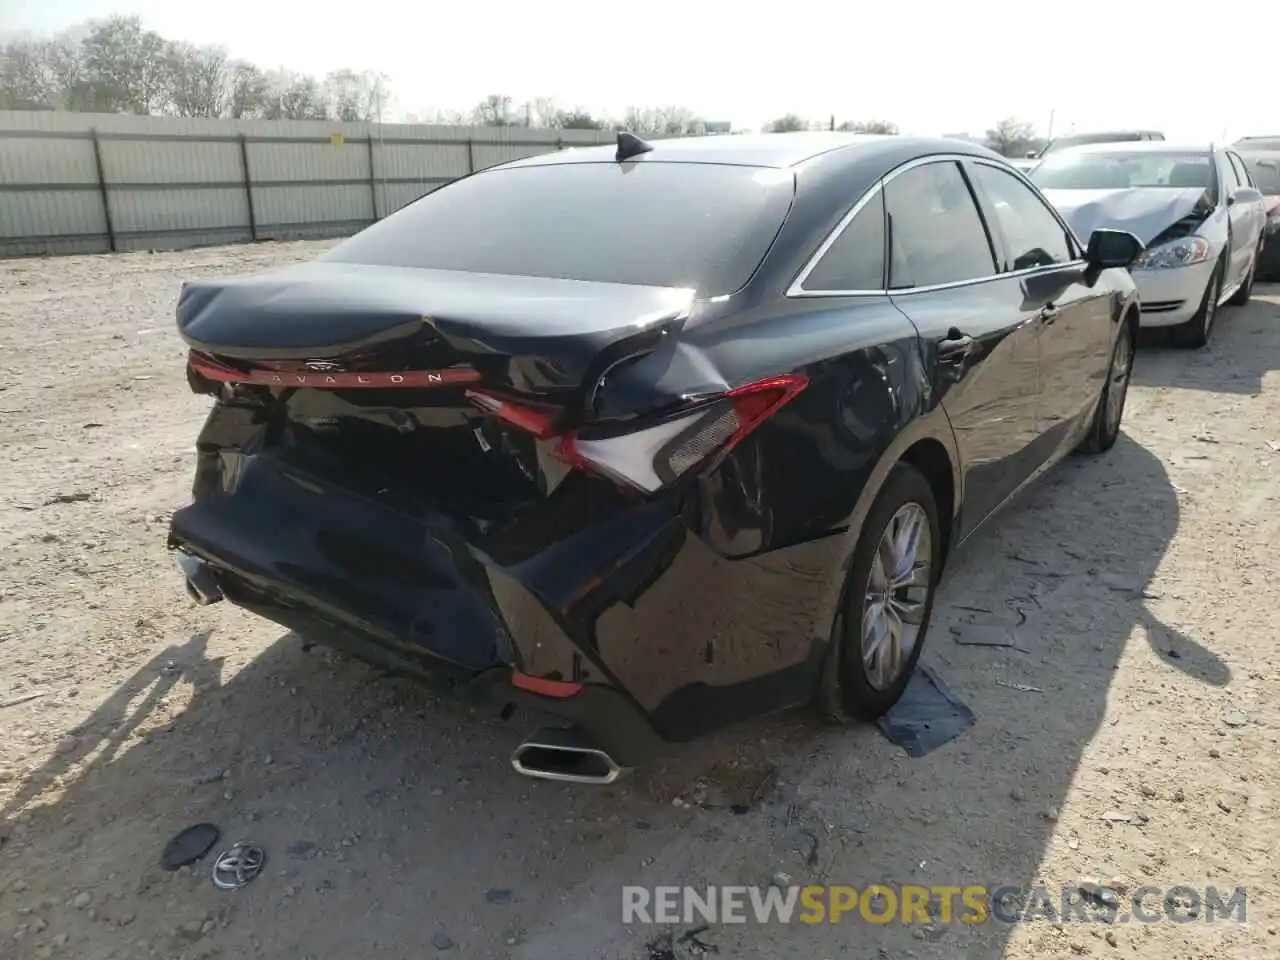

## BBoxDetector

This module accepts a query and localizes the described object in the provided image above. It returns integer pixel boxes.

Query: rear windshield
[1243,157,1280,194]
[1032,151,1213,191]
[323,161,795,296]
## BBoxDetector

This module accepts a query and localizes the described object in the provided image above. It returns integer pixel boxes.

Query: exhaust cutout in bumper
[511,726,626,784]
[174,550,224,606]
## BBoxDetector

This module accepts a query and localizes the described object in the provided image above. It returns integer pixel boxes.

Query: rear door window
[324,161,795,297]
[883,161,997,289]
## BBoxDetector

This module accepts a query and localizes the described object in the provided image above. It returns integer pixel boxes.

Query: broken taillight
[467,375,808,494]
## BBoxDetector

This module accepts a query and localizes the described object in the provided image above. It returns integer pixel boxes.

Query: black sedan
[168,132,1143,783]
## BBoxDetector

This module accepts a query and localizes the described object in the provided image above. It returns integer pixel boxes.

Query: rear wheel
[1169,257,1224,349]
[1076,318,1135,455]
[818,463,941,722]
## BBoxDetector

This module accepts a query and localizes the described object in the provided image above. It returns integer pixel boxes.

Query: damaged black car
[168,133,1142,782]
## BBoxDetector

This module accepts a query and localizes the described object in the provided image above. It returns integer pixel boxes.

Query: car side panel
[589,295,949,738]
[961,158,1113,461]
[1217,150,1253,287]
[891,281,1041,539]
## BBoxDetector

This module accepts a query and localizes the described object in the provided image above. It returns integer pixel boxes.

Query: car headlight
[1131,235,1211,270]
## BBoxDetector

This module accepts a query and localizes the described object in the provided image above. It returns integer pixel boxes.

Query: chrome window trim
[787,152,1088,300]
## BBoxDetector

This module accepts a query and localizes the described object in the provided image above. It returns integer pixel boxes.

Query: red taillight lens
[510,670,583,698]
[466,374,808,493]
[464,388,560,439]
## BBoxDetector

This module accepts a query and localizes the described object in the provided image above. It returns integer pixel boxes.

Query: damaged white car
[1032,142,1267,348]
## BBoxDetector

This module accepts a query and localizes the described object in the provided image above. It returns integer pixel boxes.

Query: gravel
[0,244,1277,959]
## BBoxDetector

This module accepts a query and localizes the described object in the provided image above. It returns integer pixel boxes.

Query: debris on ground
[876,666,975,757]
[211,841,266,889]
[951,624,1018,648]
[42,492,92,505]
[644,925,719,959]
[160,822,221,871]
[995,680,1043,693]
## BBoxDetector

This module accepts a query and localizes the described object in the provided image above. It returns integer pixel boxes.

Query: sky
[0,0,1271,141]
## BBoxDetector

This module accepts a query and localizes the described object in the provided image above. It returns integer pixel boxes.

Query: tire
[1226,241,1260,306]
[818,462,941,722]
[1169,257,1224,349]
[1076,318,1136,455]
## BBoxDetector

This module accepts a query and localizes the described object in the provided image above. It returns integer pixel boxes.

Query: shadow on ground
[0,432,1223,960]
[1132,283,1280,395]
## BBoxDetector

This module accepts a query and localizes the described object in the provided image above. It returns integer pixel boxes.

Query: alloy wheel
[1104,330,1133,436]
[860,502,933,691]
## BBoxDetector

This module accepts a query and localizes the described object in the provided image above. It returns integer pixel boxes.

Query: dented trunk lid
[177,261,693,397]
[176,261,693,533]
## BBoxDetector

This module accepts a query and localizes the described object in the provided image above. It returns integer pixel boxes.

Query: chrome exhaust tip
[511,726,625,785]
[174,550,224,606]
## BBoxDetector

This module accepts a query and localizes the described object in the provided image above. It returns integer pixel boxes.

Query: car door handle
[1038,304,1060,325]
[937,331,976,364]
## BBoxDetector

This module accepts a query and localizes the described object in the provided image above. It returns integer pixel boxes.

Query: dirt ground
[0,242,1277,960]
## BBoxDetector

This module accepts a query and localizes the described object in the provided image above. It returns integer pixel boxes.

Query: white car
[1032,142,1267,348]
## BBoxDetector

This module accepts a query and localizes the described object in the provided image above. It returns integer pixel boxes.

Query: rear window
[323,161,795,296]
[1243,157,1280,194]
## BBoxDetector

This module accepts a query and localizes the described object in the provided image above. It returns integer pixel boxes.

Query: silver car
[1032,142,1267,348]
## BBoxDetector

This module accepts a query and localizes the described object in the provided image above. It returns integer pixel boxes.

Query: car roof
[1055,130,1162,139]
[1044,141,1214,156]
[1238,148,1280,163]
[499,132,1005,171]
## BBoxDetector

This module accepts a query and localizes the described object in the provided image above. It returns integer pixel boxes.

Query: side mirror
[1085,228,1143,270]
[1229,186,1262,206]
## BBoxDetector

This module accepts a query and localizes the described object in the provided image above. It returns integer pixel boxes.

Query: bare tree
[840,118,899,134]
[527,97,561,128]
[225,61,268,119]
[471,94,517,126]
[0,39,59,110]
[262,70,327,120]
[551,108,604,130]
[766,113,807,133]
[431,108,468,125]
[985,117,1037,157]
[79,15,171,114]
[43,38,93,111]
[164,42,226,117]
[324,69,388,122]
[620,105,702,137]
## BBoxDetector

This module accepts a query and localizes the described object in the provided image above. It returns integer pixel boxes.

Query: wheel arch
[810,407,962,649]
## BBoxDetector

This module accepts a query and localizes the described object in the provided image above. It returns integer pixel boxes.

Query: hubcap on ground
[1105,331,1133,435]
[861,503,932,691]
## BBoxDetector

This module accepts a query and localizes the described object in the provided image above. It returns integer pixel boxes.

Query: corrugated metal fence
[0,111,618,258]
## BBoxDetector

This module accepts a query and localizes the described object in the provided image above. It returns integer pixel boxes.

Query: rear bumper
[169,541,669,764]
[169,446,842,764]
